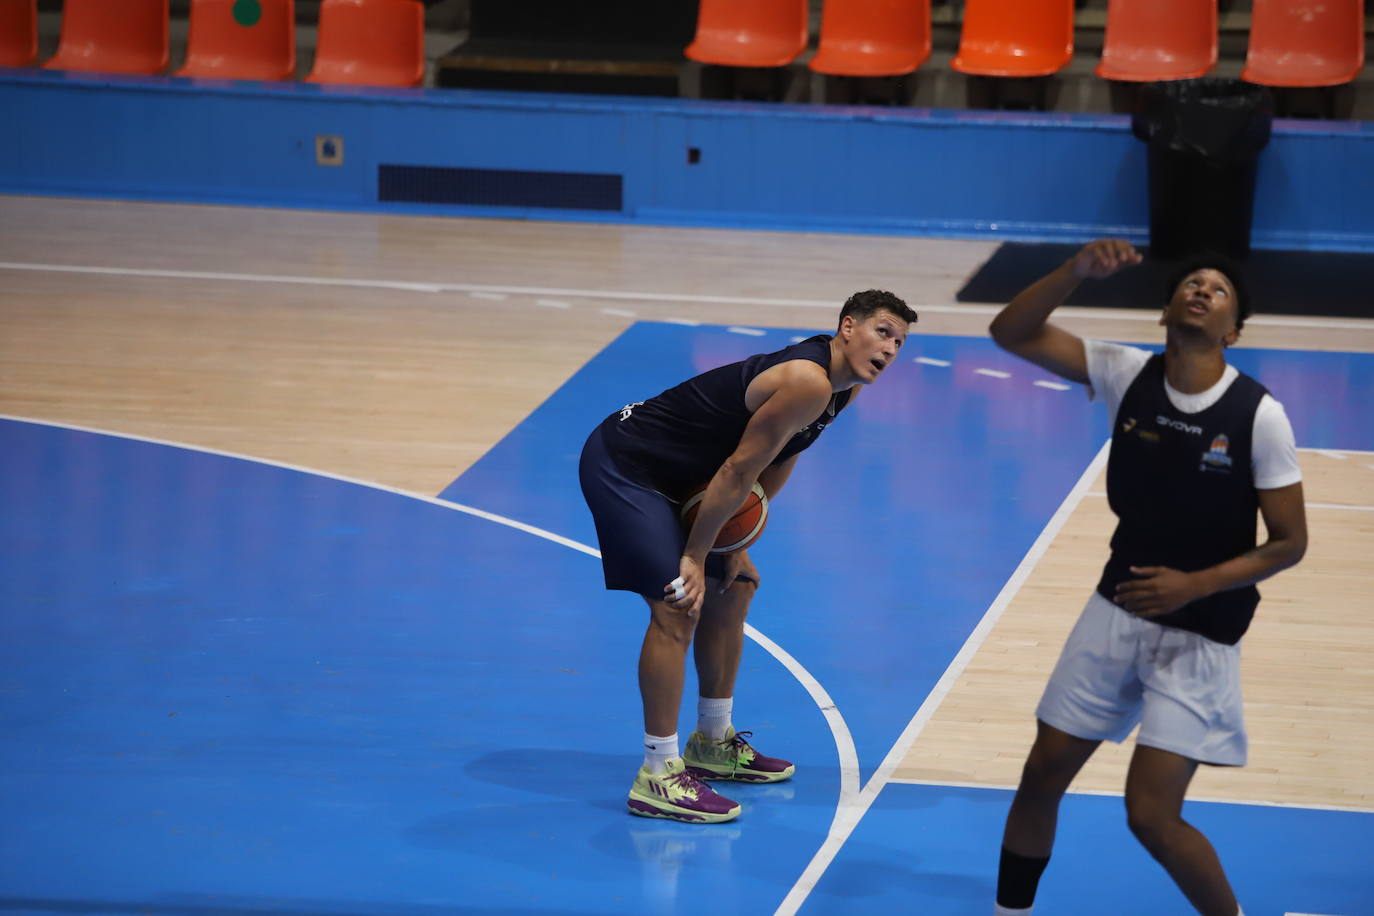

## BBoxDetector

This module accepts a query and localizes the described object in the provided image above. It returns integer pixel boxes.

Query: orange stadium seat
[176,0,296,81]
[685,0,809,68]
[809,0,931,77]
[305,0,425,87]
[42,0,169,75]
[1241,0,1365,87]
[951,0,1074,78]
[0,0,37,68]
[1096,0,1216,82]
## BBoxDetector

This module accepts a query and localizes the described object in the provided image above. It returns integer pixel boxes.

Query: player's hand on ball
[1115,566,1203,616]
[1071,239,1142,280]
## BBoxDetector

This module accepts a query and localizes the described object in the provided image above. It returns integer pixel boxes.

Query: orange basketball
[679,482,769,553]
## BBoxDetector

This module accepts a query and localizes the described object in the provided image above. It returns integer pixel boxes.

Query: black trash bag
[1132,78,1274,162]
[1131,79,1275,259]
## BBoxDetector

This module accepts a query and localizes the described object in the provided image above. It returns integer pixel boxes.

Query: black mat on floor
[956,243,1374,319]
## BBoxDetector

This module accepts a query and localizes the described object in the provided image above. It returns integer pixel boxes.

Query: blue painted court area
[2,323,1372,915]
[817,784,1374,915]
[442,324,1117,784]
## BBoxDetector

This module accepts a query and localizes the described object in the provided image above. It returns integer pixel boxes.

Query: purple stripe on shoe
[748,753,793,773]
[627,799,707,822]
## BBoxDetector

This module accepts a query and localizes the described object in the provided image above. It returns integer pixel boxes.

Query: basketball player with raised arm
[987,239,1307,915]
[580,290,917,823]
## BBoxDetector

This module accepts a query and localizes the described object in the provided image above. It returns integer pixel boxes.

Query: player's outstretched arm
[989,239,1141,385]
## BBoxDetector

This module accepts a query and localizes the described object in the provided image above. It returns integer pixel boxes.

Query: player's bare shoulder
[744,358,831,413]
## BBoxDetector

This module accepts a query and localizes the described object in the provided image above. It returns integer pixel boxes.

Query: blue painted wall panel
[8,83,358,204]
[1253,120,1374,249]
[3,71,1373,249]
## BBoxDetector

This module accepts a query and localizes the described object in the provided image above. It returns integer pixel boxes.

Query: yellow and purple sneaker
[683,727,795,783]
[627,757,742,823]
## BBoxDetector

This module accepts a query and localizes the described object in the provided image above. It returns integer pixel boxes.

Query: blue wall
[4,70,1374,250]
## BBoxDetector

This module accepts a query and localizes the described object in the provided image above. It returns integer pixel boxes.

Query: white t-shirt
[1085,340,1302,490]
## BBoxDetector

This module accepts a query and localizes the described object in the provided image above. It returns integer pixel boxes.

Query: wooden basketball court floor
[1,195,1371,915]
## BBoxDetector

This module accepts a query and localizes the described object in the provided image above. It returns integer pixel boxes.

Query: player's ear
[839,315,855,339]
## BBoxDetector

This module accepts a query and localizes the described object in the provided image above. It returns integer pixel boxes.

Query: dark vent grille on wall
[378,165,623,211]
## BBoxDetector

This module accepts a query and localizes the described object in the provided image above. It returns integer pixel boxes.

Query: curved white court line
[4,261,1374,330]
[742,626,862,815]
[0,413,862,818]
[773,440,1112,916]
[7,414,1370,912]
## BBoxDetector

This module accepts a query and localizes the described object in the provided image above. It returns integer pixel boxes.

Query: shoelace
[722,731,758,771]
[725,730,754,749]
[666,767,706,799]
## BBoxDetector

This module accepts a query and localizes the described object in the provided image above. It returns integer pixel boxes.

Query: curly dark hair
[1165,255,1252,330]
[837,290,918,331]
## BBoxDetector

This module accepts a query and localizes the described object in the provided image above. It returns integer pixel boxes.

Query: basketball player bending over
[988,239,1307,915]
[580,291,917,823]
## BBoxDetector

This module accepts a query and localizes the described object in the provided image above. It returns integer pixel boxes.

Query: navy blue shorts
[579,423,728,599]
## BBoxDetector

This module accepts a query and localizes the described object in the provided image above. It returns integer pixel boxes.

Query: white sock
[697,696,733,739]
[993,905,1033,916]
[643,732,678,774]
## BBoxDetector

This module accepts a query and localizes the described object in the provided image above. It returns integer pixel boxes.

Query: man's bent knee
[647,600,700,646]
[1124,794,1177,852]
[699,577,755,621]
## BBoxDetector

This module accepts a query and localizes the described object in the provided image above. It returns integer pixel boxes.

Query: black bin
[1131,79,1274,259]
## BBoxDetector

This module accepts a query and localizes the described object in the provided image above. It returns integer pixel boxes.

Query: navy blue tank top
[1096,354,1268,645]
[598,335,853,499]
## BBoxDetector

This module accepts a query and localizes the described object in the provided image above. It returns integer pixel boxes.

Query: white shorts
[1036,592,1247,766]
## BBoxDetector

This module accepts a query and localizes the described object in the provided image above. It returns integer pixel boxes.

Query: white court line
[0,414,601,559]
[534,298,571,310]
[1083,444,1374,459]
[728,326,767,336]
[915,356,951,367]
[599,307,636,318]
[772,441,1111,916]
[8,410,1370,905]
[1082,443,1374,512]
[1083,492,1374,511]
[974,368,1011,379]
[663,317,701,326]
[0,412,862,827]
[1034,380,1072,391]
[4,261,1373,330]
[468,291,507,301]
[887,778,1374,816]
[0,262,458,294]
[742,627,862,815]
